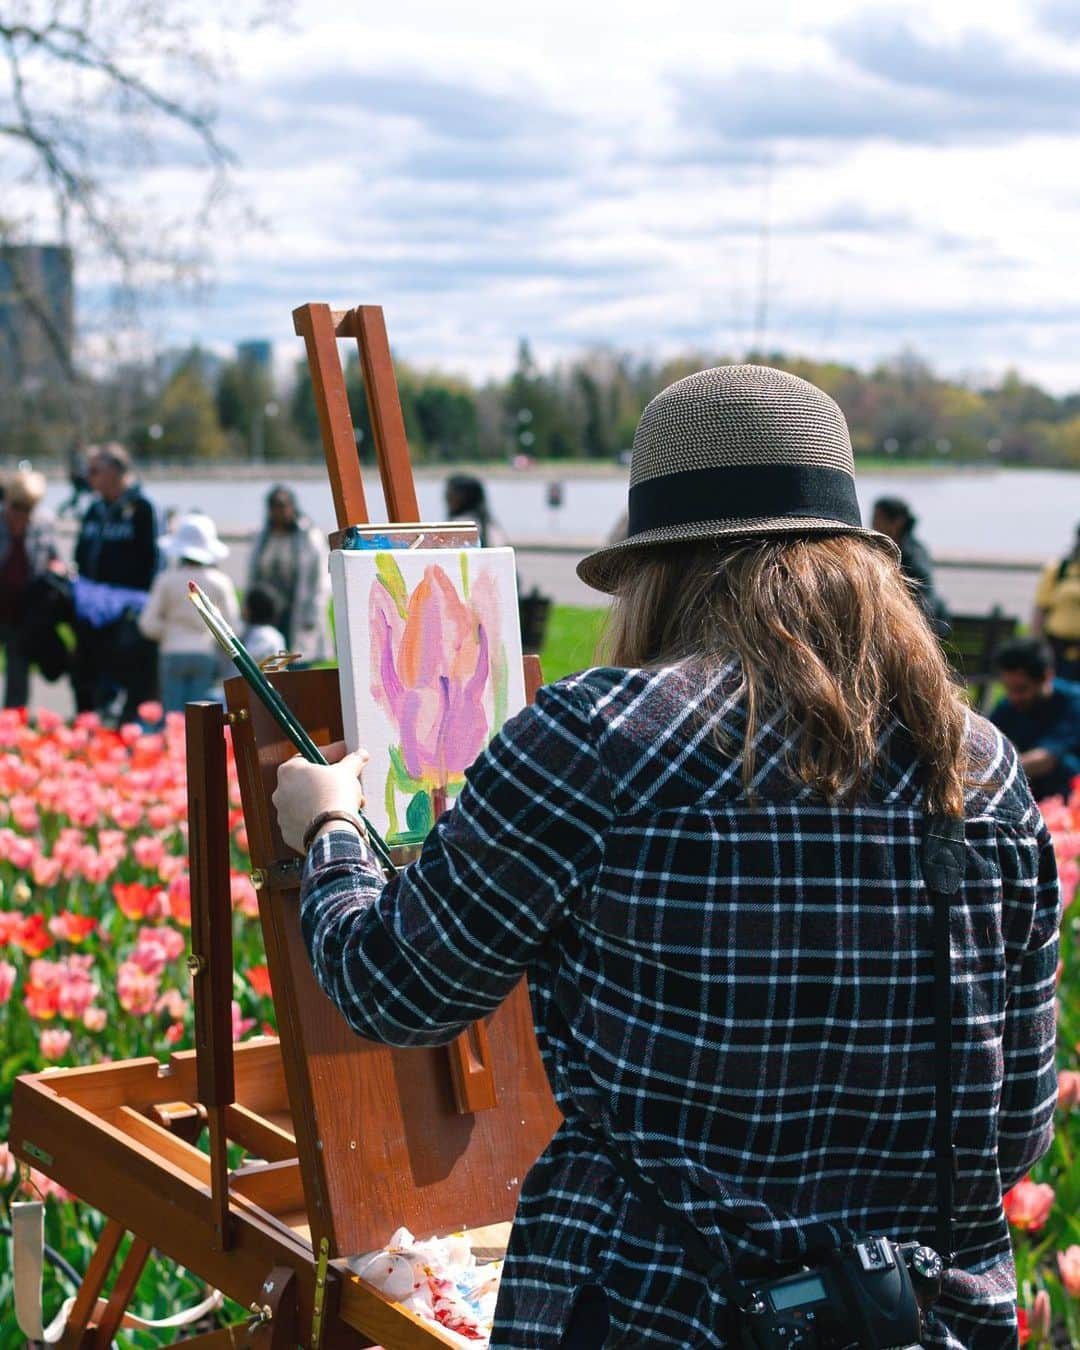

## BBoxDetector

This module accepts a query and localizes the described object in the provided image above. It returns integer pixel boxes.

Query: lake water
[42,465,1076,561]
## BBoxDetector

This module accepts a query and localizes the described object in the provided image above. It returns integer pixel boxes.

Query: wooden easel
[10,304,561,1348]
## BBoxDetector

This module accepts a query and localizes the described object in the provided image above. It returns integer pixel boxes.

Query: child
[242,583,287,667]
[138,513,239,712]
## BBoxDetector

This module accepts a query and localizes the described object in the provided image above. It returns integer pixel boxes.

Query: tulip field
[0,700,1079,1345]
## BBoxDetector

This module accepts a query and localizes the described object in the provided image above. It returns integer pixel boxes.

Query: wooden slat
[229,1159,306,1215]
[113,1106,212,1184]
[187,702,235,1111]
[94,1236,150,1349]
[353,305,420,523]
[293,302,369,527]
[61,1219,125,1347]
[226,1103,297,1162]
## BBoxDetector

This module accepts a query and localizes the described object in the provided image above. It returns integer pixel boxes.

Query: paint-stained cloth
[300,663,1060,1348]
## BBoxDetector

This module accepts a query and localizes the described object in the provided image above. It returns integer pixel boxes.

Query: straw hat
[577,365,898,594]
[5,468,47,509]
[161,513,229,565]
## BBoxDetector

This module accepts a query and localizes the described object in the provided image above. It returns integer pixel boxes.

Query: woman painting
[274,366,1058,1348]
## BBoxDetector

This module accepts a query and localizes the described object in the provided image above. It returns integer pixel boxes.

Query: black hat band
[627,463,863,538]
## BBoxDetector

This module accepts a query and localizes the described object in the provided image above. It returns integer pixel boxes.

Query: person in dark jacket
[275,367,1058,1348]
[0,468,61,707]
[871,496,949,635]
[990,637,1080,801]
[71,442,160,720]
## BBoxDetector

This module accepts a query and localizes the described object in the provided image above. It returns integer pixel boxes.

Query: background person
[870,495,949,635]
[137,512,239,713]
[990,637,1080,801]
[246,485,330,663]
[1032,523,1080,681]
[241,582,287,666]
[71,442,160,720]
[0,468,61,707]
[275,367,1058,1349]
[444,473,509,548]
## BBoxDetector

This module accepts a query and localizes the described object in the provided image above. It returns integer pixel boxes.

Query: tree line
[5,342,1080,470]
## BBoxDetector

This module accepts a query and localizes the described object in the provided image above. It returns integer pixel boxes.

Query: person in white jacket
[138,513,240,713]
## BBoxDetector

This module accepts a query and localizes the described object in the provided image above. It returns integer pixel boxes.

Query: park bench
[941,606,1019,712]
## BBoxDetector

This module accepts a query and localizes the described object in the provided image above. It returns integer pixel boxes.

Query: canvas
[330,547,526,845]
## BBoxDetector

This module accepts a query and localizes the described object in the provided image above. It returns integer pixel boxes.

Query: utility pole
[751,154,774,355]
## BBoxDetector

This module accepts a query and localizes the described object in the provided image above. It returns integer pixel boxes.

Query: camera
[737,1236,944,1349]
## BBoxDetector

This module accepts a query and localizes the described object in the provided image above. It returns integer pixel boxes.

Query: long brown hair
[603,535,969,815]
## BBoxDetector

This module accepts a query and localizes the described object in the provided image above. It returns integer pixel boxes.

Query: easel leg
[93,1235,151,1348]
[60,1219,125,1348]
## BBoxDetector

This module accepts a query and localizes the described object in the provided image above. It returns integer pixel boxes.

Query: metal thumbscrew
[247,1302,273,1331]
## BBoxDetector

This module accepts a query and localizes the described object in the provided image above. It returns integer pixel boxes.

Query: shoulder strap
[607,810,966,1291]
[920,812,965,1264]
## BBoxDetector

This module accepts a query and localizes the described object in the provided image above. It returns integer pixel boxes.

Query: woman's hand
[272,741,369,854]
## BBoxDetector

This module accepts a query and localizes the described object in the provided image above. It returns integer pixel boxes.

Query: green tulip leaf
[388,743,425,794]
[376,552,410,620]
[406,790,435,836]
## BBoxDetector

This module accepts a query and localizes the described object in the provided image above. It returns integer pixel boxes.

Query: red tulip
[246,964,273,999]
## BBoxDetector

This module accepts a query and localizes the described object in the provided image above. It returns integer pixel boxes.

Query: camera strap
[603,809,964,1295]
[921,811,964,1265]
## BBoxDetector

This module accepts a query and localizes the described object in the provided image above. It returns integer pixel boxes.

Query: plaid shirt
[301,664,1060,1349]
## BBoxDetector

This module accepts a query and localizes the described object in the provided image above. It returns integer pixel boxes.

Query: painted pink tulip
[370,563,493,797]
[1059,1247,1080,1298]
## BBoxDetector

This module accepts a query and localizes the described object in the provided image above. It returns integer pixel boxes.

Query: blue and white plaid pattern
[301,664,1060,1348]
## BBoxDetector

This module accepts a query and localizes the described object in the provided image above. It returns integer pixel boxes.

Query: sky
[88,0,1080,390]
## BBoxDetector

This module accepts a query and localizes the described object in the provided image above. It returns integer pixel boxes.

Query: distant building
[237,340,273,369]
[0,244,74,386]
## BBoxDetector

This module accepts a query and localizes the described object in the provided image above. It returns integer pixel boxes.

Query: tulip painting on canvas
[330,547,526,845]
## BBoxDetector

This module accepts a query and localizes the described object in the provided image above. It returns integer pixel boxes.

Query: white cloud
[63,0,1080,392]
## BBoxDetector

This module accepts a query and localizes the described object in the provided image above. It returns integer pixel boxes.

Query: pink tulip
[1059,1071,1080,1112]
[1058,1247,1080,1298]
[1030,1289,1051,1339]
[133,835,166,870]
[56,961,98,1021]
[1004,1178,1055,1232]
[0,1140,14,1184]
[0,959,15,1005]
[117,960,160,1015]
[39,1028,71,1061]
[82,1006,107,1032]
[230,871,259,918]
[231,1000,255,1042]
[111,800,143,830]
[146,804,174,832]
[155,987,188,1020]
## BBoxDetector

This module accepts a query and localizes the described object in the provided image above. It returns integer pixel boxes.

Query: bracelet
[302,809,369,854]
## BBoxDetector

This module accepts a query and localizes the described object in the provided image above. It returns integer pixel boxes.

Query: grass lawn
[538,605,607,682]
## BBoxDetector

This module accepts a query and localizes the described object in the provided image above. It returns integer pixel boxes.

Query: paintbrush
[187,580,397,875]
